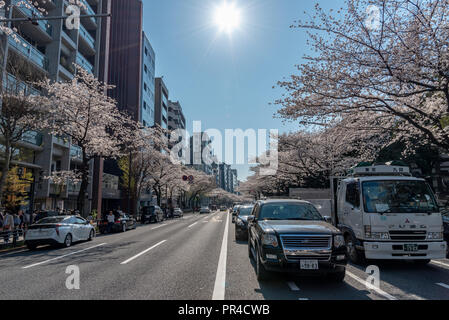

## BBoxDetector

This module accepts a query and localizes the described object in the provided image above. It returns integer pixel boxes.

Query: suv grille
[389,231,427,241]
[280,235,332,249]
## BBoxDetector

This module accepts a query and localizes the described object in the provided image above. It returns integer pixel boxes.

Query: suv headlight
[427,232,443,240]
[262,234,279,247]
[334,235,345,248]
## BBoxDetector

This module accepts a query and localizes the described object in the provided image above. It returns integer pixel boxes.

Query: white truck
[331,164,447,264]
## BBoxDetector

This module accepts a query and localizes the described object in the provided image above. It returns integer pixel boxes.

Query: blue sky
[143,0,344,180]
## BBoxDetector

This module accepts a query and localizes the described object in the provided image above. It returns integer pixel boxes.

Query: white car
[200,207,211,214]
[173,208,184,218]
[25,216,95,250]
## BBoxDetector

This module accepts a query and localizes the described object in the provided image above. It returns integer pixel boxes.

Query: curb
[0,243,26,254]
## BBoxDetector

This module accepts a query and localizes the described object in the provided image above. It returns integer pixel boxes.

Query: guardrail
[0,229,25,248]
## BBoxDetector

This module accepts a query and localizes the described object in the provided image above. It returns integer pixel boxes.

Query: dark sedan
[141,206,165,224]
[247,199,347,282]
[235,205,254,241]
[98,211,137,234]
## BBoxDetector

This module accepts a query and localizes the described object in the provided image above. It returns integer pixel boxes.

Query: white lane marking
[212,210,230,300]
[120,240,166,265]
[151,224,167,230]
[22,243,107,269]
[288,282,300,291]
[437,283,449,290]
[188,222,198,228]
[346,271,398,300]
[431,260,449,268]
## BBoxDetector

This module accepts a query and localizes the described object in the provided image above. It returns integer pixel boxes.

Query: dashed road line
[437,283,449,290]
[151,224,167,230]
[346,271,398,300]
[188,222,198,228]
[212,211,230,300]
[288,282,300,291]
[120,240,167,265]
[22,243,107,269]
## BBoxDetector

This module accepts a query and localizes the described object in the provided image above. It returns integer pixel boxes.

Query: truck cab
[333,164,447,264]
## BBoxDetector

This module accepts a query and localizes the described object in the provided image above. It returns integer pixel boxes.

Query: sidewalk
[0,230,26,253]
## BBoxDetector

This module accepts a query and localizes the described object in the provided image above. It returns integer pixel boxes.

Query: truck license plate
[404,244,419,252]
[300,260,319,270]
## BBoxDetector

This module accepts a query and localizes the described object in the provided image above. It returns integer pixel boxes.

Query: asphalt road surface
[0,211,448,300]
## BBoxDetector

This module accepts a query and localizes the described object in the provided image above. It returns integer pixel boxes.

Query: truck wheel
[345,234,365,265]
[255,246,270,281]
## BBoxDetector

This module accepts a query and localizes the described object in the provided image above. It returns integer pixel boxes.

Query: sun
[213,2,241,34]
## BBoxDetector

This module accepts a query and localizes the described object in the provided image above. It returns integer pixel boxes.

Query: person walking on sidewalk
[106,211,115,234]
[2,211,15,245]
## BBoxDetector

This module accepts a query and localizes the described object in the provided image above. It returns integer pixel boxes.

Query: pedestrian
[106,210,115,234]
[31,210,37,225]
[2,211,14,245]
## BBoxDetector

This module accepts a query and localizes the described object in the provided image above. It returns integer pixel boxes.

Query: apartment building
[154,77,169,130]
[168,100,186,131]
[0,0,109,213]
[141,32,156,128]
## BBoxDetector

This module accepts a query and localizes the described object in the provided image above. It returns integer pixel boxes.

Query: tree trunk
[0,141,12,207]
[77,154,90,217]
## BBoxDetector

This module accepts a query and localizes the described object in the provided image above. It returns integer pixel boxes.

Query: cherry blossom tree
[276,0,449,155]
[36,66,137,215]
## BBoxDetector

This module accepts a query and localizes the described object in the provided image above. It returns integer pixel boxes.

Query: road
[0,210,448,300]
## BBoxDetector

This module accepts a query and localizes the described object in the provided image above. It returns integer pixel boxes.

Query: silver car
[200,207,211,214]
[25,216,96,250]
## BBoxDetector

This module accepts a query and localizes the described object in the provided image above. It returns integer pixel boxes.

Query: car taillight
[116,221,120,224]
[55,224,61,236]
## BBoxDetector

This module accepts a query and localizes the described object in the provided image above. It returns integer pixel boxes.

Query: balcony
[3,73,40,96]
[21,131,43,146]
[13,0,53,41]
[76,53,94,74]
[8,34,49,71]
[79,24,95,51]
[79,0,97,28]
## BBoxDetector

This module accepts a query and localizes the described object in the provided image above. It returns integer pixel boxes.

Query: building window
[143,101,147,110]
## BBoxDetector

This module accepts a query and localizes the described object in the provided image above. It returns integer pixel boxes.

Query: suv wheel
[88,230,95,241]
[255,246,270,281]
[345,234,365,265]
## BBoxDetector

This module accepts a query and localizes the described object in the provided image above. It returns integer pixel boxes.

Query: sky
[143,0,345,181]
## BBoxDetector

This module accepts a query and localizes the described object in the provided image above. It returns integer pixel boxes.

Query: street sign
[182,175,188,181]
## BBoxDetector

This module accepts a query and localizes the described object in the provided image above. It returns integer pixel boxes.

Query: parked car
[141,206,165,224]
[98,211,137,234]
[173,208,184,218]
[220,206,227,212]
[210,205,218,211]
[247,199,347,282]
[443,209,449,258]
[200,207,211,214]
[25,216,95,250]
[235,205,255,241]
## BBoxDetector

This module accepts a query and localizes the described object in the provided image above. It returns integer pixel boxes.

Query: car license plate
[300,260,319,270]
[404,244,419,252]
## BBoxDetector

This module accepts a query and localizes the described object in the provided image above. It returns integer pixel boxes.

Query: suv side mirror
[323,216,333,224]
[247,216,255,223]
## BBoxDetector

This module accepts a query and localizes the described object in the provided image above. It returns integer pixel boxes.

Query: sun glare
[213,2,241,34]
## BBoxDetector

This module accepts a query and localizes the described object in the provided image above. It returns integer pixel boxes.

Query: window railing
[76,53,94,74]
[13,0,53,37]
[8,35,49,71]
[79,24,95,48]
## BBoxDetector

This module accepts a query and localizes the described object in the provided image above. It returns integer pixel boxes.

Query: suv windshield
[362,180,439,214]
[238,206,254,217]
[259,203,323,221]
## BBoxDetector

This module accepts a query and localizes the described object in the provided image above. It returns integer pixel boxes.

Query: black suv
[248,199,347,281]
[141,206,165,224]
